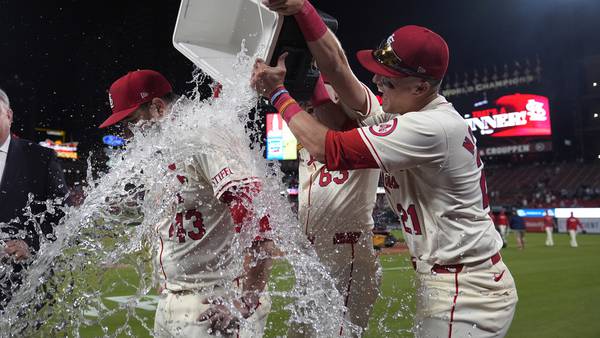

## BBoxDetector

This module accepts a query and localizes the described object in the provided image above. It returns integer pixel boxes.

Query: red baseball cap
[356,25,449,80]
[99,69,173,128]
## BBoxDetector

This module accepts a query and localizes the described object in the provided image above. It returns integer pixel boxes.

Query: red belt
[412,252,502,274]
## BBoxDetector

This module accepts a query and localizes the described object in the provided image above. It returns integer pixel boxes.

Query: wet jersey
[298,84,383,235]
[153,141,259,292]
[356,96,502,269]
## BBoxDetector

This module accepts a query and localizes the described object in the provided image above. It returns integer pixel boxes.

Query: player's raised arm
[264,0,368,113]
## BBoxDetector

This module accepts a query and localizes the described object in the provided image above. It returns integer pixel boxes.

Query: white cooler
[172,0,282,85]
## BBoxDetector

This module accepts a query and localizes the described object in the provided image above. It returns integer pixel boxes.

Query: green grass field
[75,232,600,337]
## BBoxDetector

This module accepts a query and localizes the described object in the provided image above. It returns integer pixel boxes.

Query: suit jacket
[0,137,68,252]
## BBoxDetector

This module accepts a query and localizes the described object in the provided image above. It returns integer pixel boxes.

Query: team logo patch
[369,119,398,136]
[108,93,114,109]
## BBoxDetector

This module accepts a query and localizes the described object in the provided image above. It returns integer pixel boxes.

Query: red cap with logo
[99,69,173,128]
[356,25,449,80]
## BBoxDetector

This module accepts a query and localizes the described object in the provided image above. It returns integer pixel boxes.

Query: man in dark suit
[0,88,67,310]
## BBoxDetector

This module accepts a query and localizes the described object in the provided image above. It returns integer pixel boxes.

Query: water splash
[0,44,352,337]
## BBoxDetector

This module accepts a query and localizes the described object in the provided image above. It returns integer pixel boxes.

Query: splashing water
[0,45,359,337]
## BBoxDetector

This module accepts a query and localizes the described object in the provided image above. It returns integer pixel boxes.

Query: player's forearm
[294,1,366,111]
[273,89,376,168]
[288,110,329,162]
[242,240,274,305]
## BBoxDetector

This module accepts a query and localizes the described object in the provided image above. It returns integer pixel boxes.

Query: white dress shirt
[0,134,10,184]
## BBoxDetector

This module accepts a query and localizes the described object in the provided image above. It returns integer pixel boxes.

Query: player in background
[509,211,526,250]
[543,210,555,247]
[291,72,384,337]
[253,2,518,336]
[566,212,584,247]
[497,209,509,247]
[99,70,273,337]
[265,4,392,335]
[267,4,394,335]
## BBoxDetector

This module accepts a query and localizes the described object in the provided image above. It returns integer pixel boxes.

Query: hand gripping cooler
[172,0,283,85]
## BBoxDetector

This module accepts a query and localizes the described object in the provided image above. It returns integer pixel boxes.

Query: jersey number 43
[169,209,206,243]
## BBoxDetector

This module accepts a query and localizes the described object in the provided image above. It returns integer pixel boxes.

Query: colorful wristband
[273,90,302,123]
[270,88,288,105]
[294,1,328,42]
[278,98,296,117]
[281,102,302,124]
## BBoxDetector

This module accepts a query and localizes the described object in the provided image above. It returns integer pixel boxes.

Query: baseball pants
[569,230,578,247]
[154,287,271,338]
[287,231,381,338]
[414,256,518,338]
[545,227,554,246]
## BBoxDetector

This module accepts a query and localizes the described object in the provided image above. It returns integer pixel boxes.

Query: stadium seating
[486,161,600,208]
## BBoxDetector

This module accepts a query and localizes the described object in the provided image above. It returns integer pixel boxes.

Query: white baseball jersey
[153,141,259,292]
[295,84,385,337]
[356,95,502,269]
[298,84,384,235]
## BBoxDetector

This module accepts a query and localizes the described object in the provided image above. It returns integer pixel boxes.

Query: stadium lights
[594,82,598,87]
[594,113,599,118]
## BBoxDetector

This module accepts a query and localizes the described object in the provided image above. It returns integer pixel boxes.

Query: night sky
[2,0,599,165]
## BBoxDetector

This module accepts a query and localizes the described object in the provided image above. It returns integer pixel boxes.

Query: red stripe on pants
[448,271,459,338]
[339,242,356,336]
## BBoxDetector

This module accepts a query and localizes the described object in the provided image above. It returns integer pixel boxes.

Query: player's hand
[4,240,31,262]
[198,299,238,335]
[198,298,252,334]
[251,53,288,98]
[262,0,305,16]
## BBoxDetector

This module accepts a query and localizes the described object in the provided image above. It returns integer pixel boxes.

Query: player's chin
[381,95,393,113]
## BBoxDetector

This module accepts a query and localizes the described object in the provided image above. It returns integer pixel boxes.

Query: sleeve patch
[368,118,398,136]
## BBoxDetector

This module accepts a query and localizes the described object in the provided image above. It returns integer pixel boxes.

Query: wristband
[274,90,303,123]
[281,102,302,124]
[270,88,288,105]
[278,98,296,117]
[294,1,328,41]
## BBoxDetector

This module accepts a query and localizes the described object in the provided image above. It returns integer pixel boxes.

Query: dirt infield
[379,242,409,255]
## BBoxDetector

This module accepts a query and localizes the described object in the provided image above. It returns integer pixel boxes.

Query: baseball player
[99,70,273,337]
[509,211,526,250]
[566,212,584,247]
[543,210,555,247]
[497,210,509,247]
[291,74,384,337]
[253,2,518,336]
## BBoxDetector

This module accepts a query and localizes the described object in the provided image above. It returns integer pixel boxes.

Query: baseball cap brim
[356,50,410,78]
[98,105,140,129]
